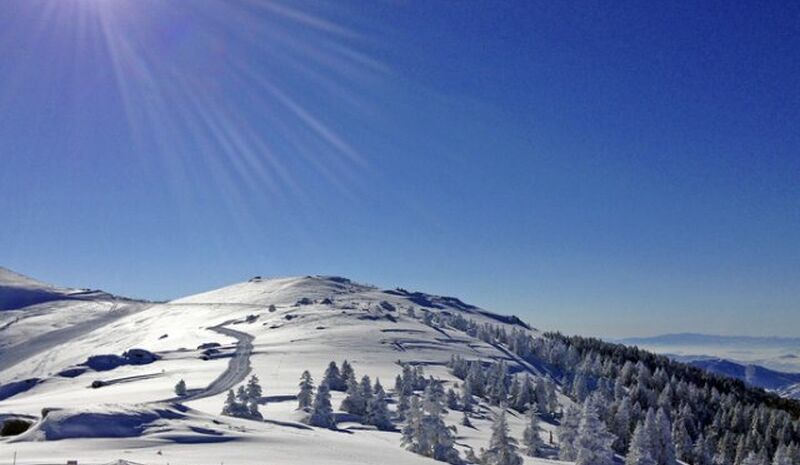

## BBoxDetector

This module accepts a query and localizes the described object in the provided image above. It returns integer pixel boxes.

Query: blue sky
[1,1,798,338]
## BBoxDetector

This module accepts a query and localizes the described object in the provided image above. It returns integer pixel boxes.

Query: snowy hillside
[0,274,564,465]
[1,272,799,465]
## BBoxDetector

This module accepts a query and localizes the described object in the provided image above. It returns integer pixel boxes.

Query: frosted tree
[558,405,581,461]
[402,391,460,464]
[461,411,473,428]
[298,370,314,410]
[366,379,392,430]
[771,444,793,465]
[222,389,238,416]
[401,396,425,454]
[341,360,355,384]
[174,379,187,397]
[513,375,533,412]
[446,387,459,410]
[612,395,633,452]
[222,389,248,418]
[360,375,374,411]
[654,408,676,465]
[692,434,712,465]
[423,379,446,416]
[324,361,345,391]
[574,396,616,465]
[522,411,545,457]
[461,382,474,413]
[247,399,262,420]
[308,382,336,429]
[341,376,365,415]
[481,410,522,465]
[626,422,656,465]
[246,375,262,403]
[236,385,248,404]
[740,452,762,465]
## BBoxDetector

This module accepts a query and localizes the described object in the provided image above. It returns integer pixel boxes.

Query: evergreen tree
[558,405,581,461]
[247,399,262,420]
[626,422,656,465]
[324,361,346,391]
[654,408,676,465]
[574,396,616,465]
[423,379,446,416]
[461,382,474,413]
[341,360,355,384]
[246,375,262,403]
[461,411,473,428]
[298,370,314,410]
[366,379,392,430]
[174,379,187,397]
[771,444,793,465]
[341,375,365,415]
[522,411,545,457]
[482,410,522,465]
[401,396,424,453]
[446,387,459,410]
[308,382,336,429]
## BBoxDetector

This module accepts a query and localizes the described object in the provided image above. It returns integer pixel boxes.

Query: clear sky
[1,1,798,338]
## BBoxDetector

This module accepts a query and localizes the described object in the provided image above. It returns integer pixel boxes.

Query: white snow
[0,274,567,465]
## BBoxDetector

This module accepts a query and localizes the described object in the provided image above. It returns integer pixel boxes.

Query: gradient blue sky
[1,1,798,338]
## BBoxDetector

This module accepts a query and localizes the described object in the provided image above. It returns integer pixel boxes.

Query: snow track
[178,323,254,402]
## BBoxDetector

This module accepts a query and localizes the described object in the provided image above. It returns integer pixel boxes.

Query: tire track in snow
[169,322,254,402]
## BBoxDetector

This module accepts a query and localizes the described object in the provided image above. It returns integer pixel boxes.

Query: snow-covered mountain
[618,333,800,374]
[0,266,112,311]
[1,270,799,465]
[668,356,800,399]
[0,272,561,465]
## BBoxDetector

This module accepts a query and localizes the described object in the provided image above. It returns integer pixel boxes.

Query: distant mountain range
[619,333,800,348]
[616,333,800,399]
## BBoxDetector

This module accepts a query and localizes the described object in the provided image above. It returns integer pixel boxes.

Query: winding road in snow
[177,323,254,402]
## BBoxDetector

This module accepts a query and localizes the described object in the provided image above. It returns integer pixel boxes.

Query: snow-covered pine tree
[574,396,616,465]
[423,378,446,416]
[341,375,365,415]
[298,370,314,410]
[360,375,374,411]
[324,361,346,391]
[612,395,633,452]
[236,385,248,404]
[481,410,522,465]
[174,379,187,397]
[308,382,336,429]
[341,360,355,384]
[401,396,425,454]
[513,375,533,412]
[692,433,712,465]
[626,422,656,465]
[522,410,545,457]
[246,375,262,403]
[558,405,581,461]
[771,444,793,465]
[222,389,237,416]
[247,399,262,420]
[461,381,474,413]
[366,379,392,430]
[446,387,459,410]
[654,408,676,465]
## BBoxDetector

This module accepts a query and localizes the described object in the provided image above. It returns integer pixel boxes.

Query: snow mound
[13,404,186,441]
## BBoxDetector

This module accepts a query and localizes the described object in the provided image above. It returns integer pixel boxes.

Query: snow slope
[0,273,566,465]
